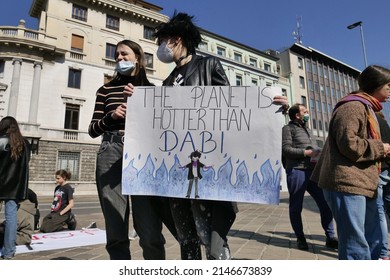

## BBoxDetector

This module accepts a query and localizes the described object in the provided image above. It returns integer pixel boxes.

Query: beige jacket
[311,101,384,198]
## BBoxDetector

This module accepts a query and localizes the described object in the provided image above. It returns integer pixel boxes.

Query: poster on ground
[122,86,284,204]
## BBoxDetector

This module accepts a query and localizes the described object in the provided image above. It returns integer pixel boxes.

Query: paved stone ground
[9,192,347,260]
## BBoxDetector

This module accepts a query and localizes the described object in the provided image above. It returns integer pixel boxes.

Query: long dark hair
[0,116,24,160]
[110,40,153,86]
[358,65,390,94]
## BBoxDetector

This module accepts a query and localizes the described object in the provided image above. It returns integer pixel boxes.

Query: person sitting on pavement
[0,189,38,248]
[40,169,77,233]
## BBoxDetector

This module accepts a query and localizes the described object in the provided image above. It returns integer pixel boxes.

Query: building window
[106,14,119,31]
[318,120,323,131]
[71,34,84,52]
[236,75,242,86]
[64,104,80,130]
[0,60,4,78]
[297,57,303,69]
[145,52,154,68]
[301,96,307,107]
[234,52,242,62]
[72,4,87,22]
[217,46,226,57]
[198,41,208,51]
[316,100,321,112]
[306,60,312,73]
[325,121,329,132]
[251,79,258,85]
[144,26,155,40]
[312,62,317,75]
[312,118,317,130]
[264,63,271,72]
[57,151,80,181]
[318,65,323,77]
[308,80,313,91]
[106,43,116,60]
[299,76,305,89]
[249,58,257,67]
[310,98,315,110]
[68,68,81,89]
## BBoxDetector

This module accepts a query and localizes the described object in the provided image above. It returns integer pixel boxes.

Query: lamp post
[347,21,368,68]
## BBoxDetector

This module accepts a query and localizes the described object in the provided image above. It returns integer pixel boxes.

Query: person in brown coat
[311,65,390,260]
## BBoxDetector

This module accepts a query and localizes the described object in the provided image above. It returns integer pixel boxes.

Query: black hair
[190,150,202,159]
[154,12,202,54]
[358,65,390,94]
[288,103,305,120]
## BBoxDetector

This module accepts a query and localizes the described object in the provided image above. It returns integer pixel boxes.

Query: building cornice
[290,43,361,75]
[30,0,168,25]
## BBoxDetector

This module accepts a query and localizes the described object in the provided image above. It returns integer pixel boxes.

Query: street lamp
[347,21,368,68]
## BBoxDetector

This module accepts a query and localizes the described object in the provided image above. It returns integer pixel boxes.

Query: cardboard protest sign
[122,86,284,204]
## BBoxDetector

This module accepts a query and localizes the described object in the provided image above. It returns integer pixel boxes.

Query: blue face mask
[115,61,135,75]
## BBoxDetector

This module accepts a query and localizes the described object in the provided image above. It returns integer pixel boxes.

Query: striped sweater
[88,76,136,138]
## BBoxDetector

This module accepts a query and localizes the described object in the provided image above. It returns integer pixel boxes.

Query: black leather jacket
[162,55,230,86]
[0,137,30,200]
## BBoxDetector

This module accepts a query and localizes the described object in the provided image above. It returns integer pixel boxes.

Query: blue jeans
[286,168,335,239]
[323,189,382,260]
[377,168,390,258]
[380,168,390,219]
[2,200,18,258]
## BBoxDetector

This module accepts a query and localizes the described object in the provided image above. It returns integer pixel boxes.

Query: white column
[7,59,22,117]
[29,62,43,123]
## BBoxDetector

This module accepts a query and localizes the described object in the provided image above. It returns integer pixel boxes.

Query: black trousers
[131,195,178,260]
[96,135,180,260]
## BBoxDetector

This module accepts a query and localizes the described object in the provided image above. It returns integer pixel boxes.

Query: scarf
[334,91,382,173]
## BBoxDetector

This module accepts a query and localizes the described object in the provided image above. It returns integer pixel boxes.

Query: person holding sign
[89,40,178,260]
[311,65,390,259]
[282,104,337,251]
[150,12,288,260]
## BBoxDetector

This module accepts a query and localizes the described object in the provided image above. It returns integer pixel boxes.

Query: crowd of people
[1,11,390,261]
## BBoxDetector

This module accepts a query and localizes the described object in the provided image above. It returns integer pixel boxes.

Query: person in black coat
[0,116,30,259]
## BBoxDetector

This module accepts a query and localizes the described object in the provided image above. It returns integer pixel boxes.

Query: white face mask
[157,41,174,63]
[115,61,135,75]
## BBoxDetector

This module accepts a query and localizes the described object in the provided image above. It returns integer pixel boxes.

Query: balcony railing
[0,25,42,41]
